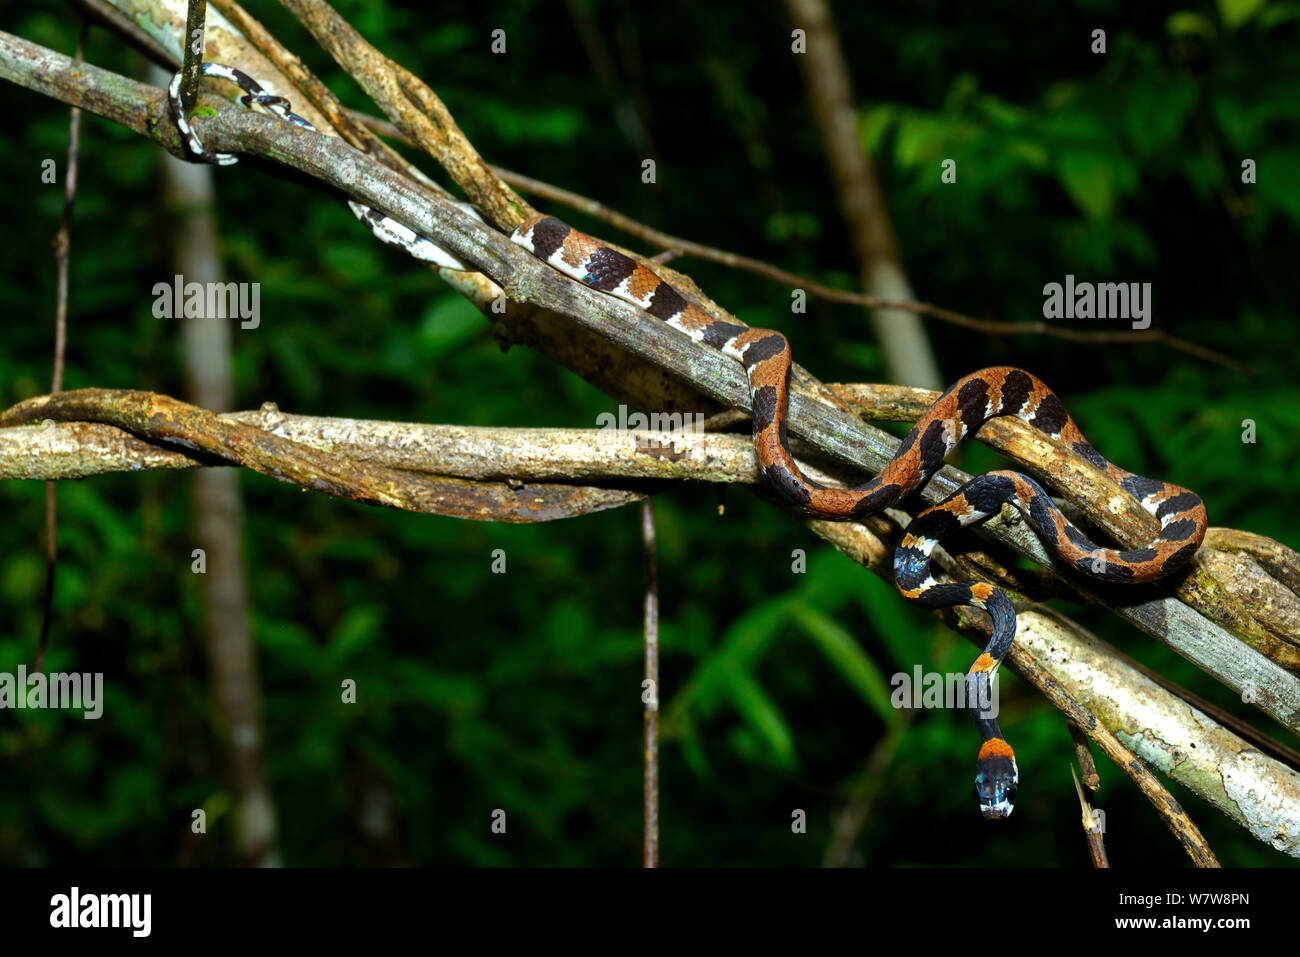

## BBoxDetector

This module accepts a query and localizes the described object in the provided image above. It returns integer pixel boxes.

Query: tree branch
[346,110,1253,375]
[0,390,646,522]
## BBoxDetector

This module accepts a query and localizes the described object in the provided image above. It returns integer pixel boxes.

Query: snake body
[168,64,470,270]
[171,67,1209,819]
[510,214,1208,819]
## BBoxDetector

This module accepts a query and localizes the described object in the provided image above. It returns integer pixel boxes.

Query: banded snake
[169,64,1209,820]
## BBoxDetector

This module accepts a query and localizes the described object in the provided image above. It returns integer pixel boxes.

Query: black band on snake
[170,65,1209,820]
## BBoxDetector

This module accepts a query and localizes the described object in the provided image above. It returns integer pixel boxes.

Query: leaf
[1,553,43,603]
[837,340,883,373]
[763,211,821,242]
[725,670,797,769]
[667,596,792,718]
[674,711,714,779]
[790,605,900,726]
[320,239,384,284]
[1218,0,1268,29]
[1122,78,1197,156]
[1253,148,1300,224]
[1258,1,1300,29]
[859,104,898,152]
[476,101,586,146]
[1056,150,1116,219]
[328,604,384,665]
[259,618,325,674]
[1166,10,1218,37]
[852,573,925,667]
[1005,138,1050,170]
[895,114,953,167]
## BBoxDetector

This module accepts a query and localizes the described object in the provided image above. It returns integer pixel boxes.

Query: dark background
[0,0,1297,866]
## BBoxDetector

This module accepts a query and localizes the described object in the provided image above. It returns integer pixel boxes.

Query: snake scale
[171,65,1209,819]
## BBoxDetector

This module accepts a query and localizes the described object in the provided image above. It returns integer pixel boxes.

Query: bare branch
[0,390,646,522]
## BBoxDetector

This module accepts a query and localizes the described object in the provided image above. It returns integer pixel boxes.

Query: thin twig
[50,26,80,396]
[1071,765,1109,867]
[205,0,414,180]
[641,499,660,868]
[822,722,907,867]
[278,0,531,229]
[178,0,207,114]
[497,164,1246,372]
[1068,721,1101,791]
[38,21,86,674]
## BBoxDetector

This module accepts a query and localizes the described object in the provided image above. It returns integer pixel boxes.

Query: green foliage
[0,0,1296,867]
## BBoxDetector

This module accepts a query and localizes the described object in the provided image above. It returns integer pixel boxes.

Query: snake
[168,63,472,270]
[171,66,1209,820]
[510,215,1209,819]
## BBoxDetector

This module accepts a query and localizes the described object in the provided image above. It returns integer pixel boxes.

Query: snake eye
[1006,785,1018,804]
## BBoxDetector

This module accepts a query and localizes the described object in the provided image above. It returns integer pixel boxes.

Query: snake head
[973,741,1018,820]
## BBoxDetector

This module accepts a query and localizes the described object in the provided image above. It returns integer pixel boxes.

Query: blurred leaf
[1253,148,1300,224]
[724,670,797,769]
[667,596,792,719]
[1166,10,1218,36]
[674,710,714,779]
[895,114,953,167]
[476,101,586,145]
[1258,1,1300,28]
[763,211,821,242]
[860,104,898,152]
[1122,78,1197,156]
[1004,138,1050,170]
[790,605,900,725]
[1056,150,1116,219]
[1,553,43,603]
[1218,0,1268,29]
[328,604,384,665]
